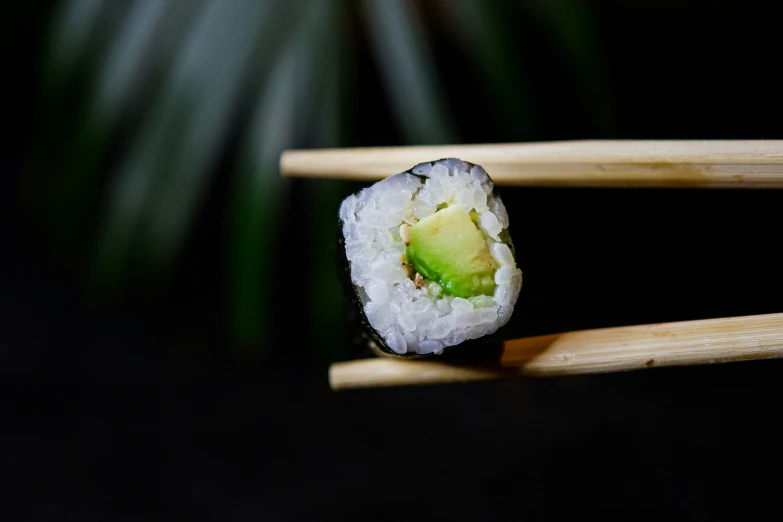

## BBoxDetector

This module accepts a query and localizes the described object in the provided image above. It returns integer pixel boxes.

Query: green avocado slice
[406,205,496,298]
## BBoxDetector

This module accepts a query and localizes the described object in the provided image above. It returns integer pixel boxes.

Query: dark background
[3,1,783,520]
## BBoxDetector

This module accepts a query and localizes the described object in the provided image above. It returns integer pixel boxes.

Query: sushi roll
[338,158,522,356]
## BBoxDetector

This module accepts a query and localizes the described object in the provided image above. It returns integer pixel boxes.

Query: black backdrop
[3,2,783,521]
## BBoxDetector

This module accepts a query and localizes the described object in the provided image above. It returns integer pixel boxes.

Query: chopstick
[329,313,783,390]
[281,140,783,188]
[291,141,783,387]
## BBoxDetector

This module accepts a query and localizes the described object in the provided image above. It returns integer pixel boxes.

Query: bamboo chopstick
[281,140,783,188]
[329,313,783,390]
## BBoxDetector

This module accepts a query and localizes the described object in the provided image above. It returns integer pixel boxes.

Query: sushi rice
[339,158,522,355]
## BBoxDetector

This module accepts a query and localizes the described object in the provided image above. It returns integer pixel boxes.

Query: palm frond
[444,0,537,140]
[303,1,352,365]
[227,0,336,349]
[529,0,617,135]
[363,0,456,144]
[93,0,275,288]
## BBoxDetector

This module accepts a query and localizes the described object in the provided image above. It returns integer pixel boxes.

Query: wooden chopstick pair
[281,140,783,390]
[328,313,783,390]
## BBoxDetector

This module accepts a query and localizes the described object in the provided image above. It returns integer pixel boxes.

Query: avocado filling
[405,205,496,298]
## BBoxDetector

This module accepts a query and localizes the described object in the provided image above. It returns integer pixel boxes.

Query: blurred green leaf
[42,0,106,88]
[363,0,457,144]
[26,0,116,232]
[529,0,617,135]
[444,0,537,140]
[93,0,275,289]
[304,1,351,366]
[227,0,331,350]
[48,0,171,259]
